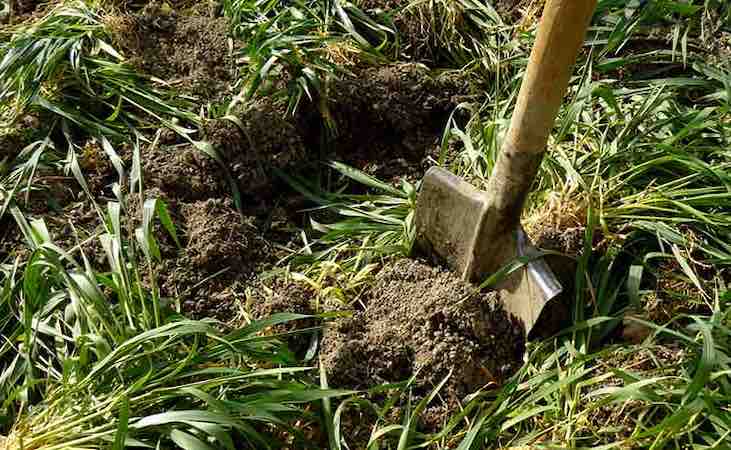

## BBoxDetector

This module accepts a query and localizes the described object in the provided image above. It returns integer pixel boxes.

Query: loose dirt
[143,143,228,202]
[206,99,309,202]
[322,63,473,181]
[106,5,235,99]
[321,258,525,404]
[157,198,271,318]
[4,0,44,21]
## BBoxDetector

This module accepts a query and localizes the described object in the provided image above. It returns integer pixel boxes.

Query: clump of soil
[323,63,473,180]
[5,0,44,20]
[205,99,309,202]
[0,216,23,262]
[143,144,228,202]
[534,226,585,257]
[106,5,234,99]
[321,259,525,404]
[181,199,260,271]
[158,198,271,318]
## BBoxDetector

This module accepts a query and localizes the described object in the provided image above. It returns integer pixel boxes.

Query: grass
[277,0,731,447]
[223,0,395,120]
[1,0,730,448]
[277,160,417,294]
[0,1,199,138]
[0,143,349,448]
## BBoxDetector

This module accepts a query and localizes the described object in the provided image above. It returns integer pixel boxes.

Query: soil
[106,4,235,100]
[0,114,44,164]
[0,216,22,263]
[157,198,271,319]
[3,0,44,22]
[357,0,528,63]
[321,63,473,181]
[321,259,525,407]
[206,99,309,203]
[143,143,228,202]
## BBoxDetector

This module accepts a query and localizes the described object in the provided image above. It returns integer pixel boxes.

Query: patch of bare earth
[106,5,234,99]
[205,99,309,203]
[157,198,270,319]
[143,144,228,202]
[321,258,524,427]
[322,63,472,181]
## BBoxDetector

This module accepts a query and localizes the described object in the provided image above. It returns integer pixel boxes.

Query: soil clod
[107,7,234,99]
[321,258,525,404]
[323,63,472,180]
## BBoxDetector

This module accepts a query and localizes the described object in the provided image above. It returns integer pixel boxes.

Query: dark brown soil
[322,63,473,181]
[157,198,272,318]
[321,259,525,405]
[0,114,43,163]
[0,131,26,164]
[143,144,228,202]
[205,99,309,202]
[0,216,22,263]
[534,226,585,257]
[4,0,45,21]
[106,6,235,99]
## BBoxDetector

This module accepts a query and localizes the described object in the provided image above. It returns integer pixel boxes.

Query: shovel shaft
[469,0,596,279]
[506,0,597,158]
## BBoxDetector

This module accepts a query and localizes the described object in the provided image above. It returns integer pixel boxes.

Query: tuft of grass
[0,1,199,139]
[224,0,395,120]
[278,161,416,294]
[0,128,347,447]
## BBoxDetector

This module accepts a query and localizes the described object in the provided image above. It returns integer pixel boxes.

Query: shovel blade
[414,167,564,335]
[498,229,563,335]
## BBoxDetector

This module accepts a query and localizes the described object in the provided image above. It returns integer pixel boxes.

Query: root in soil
[321,258,525,404]
[144,144,228,202]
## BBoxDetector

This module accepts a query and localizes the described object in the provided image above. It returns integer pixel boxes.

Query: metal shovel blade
[414,167,563,335]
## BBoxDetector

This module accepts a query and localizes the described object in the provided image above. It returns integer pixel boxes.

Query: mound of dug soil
[158,198,270,318]
[321,259,524,403]
[205,99,309,202]
[107,5,234,99]
[144,144,228,202]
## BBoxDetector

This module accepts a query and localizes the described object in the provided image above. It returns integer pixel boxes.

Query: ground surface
[322,259,524,401]
[2,0,730,448]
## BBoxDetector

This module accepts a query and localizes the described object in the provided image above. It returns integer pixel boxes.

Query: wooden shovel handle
[506,0,598,155]
[469,0,596,279]
[483,0,596,232]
